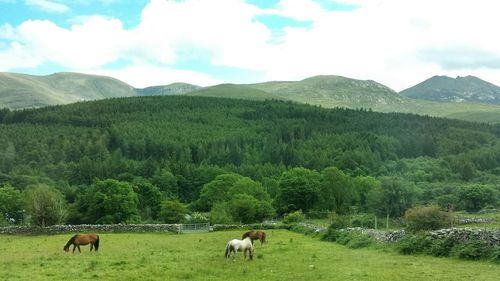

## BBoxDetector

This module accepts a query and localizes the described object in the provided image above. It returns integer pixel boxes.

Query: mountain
[0,72,136,109]
[248,75,406,110]
[2,71,500,124]
[400,75,500,105]
[187,84,282,101]
[138,83,201,96]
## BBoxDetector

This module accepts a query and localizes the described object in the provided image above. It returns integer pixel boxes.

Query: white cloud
[2,0,500,90]
[1,17,130,69]
[25,0,69,13]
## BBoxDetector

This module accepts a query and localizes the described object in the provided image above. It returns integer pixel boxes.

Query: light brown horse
[242,230,266,245]
[63,234,100,253]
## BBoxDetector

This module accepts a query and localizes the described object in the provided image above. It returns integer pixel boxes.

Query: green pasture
[1,230,498,281]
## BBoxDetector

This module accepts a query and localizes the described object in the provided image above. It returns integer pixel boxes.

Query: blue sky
[1,0,500,90]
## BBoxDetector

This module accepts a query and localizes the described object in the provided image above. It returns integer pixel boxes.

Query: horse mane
[64,235,77,249]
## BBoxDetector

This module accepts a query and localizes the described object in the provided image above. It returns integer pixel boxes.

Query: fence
[178,223,211,234]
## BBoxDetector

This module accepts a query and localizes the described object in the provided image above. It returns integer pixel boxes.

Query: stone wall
[0,223,180,235]
[428,228,500,246]
[336,227,500,246]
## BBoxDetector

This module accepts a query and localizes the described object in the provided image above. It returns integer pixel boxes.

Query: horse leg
[90,243,93,252]
[72,245,76,253]
[77,245,81,253]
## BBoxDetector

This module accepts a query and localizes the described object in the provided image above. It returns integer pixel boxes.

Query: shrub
[322,228,341,242]
[189,212,209,223]
[322,229,372,249]
[452,240,493,260]
[491,246,500,263]
[327,212,349,229]
[404,205,450,232]
[345,232,373,249]
[396,234,432,255]
[283,210,305,224]
[289,224,315,236]
[427,236,457,257]
[350,214,375,228]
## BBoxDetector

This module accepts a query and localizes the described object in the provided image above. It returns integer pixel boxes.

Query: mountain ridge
[2,71,500,124]
[400,75,500,104]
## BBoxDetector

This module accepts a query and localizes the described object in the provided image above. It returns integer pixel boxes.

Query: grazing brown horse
[242,230,266,245]
[63,234,100,253]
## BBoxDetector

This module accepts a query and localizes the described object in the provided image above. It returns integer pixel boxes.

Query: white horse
[225,237,254,260]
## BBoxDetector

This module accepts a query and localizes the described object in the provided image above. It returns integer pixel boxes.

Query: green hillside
[187,83,282,101]
[2,72,500,124]
[400,75,500,104]
[138,82,201,96]
[0,72,136,109]
[249,75,406,109]
[247,75,500,123]
[0,96,499,226]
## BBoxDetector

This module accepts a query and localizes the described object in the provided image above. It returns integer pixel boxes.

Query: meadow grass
[1,230,498,281]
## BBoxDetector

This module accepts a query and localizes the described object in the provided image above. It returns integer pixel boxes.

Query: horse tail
[261,231,267,243]
[225,242,230,258]
[94,235,100,251]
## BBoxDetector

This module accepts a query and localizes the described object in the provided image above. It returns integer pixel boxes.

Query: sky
[1,0,500,91]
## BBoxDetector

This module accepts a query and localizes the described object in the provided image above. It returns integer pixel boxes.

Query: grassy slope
[0,72,136,109]
[248,76,500,123]
[3,72,500,123]
[249,75,406,109]
[138,83,202,96]
[1,230,498,281]
[187,84,283,101]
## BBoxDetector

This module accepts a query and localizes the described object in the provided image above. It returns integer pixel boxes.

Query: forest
[0,95,499,226]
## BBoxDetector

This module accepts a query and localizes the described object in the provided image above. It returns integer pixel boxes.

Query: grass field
[1,230,498,281]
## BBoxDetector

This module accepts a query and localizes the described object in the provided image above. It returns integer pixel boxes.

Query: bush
[345,232,373,249]
[404,205,450,232]
[322,229,372,249]
[427,236,457,257]
[322,228,340,242]
[396,234,432,255]
[350,214,375,228]
[491,246,500,263]
[283,210,305,224]
[327,212,349,229]
[289,224,315,236]
[452,240,493,260]
[189,212,209,223]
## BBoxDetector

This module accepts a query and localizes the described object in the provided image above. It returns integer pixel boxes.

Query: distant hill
[400,75,500,105]
[2,71,500,124]
[138,83,201,96]
[0,72,136,109]
[248,75,406,110]
[187,84,282,101]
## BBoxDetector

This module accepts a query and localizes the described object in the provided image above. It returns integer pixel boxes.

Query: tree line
[0,96,499,226]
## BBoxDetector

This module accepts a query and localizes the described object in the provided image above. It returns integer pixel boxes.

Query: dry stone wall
[0,224,180,235]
